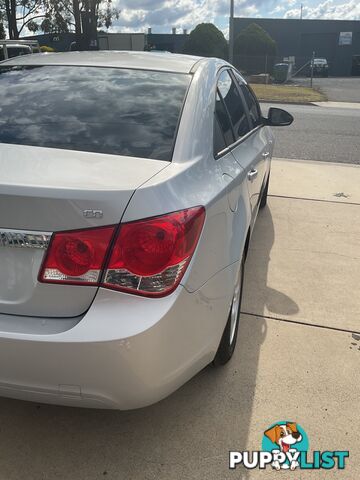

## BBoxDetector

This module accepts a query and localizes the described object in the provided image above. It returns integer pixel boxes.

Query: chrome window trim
[214,125,263,160]
[213,66,264,160]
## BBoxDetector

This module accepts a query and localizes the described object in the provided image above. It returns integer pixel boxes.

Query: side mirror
[264,107,294,127]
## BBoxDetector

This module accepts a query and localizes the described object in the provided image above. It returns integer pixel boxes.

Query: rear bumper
[0,263,238,409]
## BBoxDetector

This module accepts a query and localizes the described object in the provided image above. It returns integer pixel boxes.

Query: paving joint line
[274,157,360,168]
[241,311,360,335]
[269,194,360,206]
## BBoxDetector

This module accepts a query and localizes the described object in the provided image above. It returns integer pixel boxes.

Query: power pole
[229,0,234,64]
[310,50,315,87]
[300,4,303,20]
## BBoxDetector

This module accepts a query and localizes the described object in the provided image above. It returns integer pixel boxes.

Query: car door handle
[262,151,270,158]
[248,169,258,181]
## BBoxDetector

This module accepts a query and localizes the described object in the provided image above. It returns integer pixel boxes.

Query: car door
[213,84,251,266]
[216,69,265,225]
[214,86,245,204]
[231,71,271,219]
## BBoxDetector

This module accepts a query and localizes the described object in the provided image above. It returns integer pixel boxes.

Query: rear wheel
[213,257,245,366]
[259,175,269,209]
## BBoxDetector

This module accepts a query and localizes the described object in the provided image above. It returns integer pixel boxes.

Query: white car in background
[0,43,32,61]
[0,51,293,409]
[0,40,40,61]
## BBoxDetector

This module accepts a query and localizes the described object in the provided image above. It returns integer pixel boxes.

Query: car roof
[1,50,205,74]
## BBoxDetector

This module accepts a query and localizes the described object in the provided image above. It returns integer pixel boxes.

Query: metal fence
[233,54,319,85]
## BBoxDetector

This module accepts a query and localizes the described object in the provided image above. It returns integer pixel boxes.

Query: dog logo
[262,421,308,470]
[229,420,349,471]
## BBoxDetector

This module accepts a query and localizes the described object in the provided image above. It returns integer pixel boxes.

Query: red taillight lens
[104,207,205,297]
[39,207,205,296]
[119,221,178,276]
[55,237,94,276]
[39,226,116,285]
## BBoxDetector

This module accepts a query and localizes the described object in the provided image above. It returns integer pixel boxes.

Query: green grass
[251,84,327,104]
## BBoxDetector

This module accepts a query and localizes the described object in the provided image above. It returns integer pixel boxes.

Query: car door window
[217,70,250,140]
[236,78,262,129]
[214,91,234,153]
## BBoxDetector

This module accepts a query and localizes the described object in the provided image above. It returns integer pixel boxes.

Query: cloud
[283,0,360,19]
[113,0,223,31]
[270,5,286,14]
[107,0,360,35]
[111,0,270,33]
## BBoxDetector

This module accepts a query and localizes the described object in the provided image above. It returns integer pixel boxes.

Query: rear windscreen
[0,66,190,161]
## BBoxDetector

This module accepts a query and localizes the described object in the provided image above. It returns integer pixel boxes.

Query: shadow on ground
[0,207,283,480]
[243,203,299,318]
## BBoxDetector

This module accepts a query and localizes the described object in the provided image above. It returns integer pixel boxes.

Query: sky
[109,0,360,37]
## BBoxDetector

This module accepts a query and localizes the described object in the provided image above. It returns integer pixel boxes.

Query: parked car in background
[0,40,40,61]
[0,44,31,61]
[0,51,293,410]
[308,57,329,77]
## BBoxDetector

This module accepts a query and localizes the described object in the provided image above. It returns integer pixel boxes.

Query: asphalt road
[261,102,360,165]
[295,77,360,103]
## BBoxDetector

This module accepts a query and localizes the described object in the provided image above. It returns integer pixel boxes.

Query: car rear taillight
[39,226,116,285]
[39,207,205,297]
[103,207,205,297]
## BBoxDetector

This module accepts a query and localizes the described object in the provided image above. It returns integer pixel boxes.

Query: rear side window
[217,70,250,140]
[240,84,262,128]
[0,66,190,161]
[232,70,262,129]
[215,91,234,153]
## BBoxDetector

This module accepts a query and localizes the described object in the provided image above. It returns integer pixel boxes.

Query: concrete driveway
[296,77,360,103]
[0,159,359,479]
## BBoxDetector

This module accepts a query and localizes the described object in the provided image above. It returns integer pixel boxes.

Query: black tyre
[213,257,245,366]
[259,175,269,209]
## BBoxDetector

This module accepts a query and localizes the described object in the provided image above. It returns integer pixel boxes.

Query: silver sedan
[0,51,293,409]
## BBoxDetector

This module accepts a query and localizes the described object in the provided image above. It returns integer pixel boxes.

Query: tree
[234,23,277,74]
[3,0,51,39]
[70,0,120,49]
[59,0,120,37]
[0,1,5,38]
[1,0,69,39]
[37,1,73,34]
[234,23,276,57]
[0,0,119,40]
[183,23,228,59]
